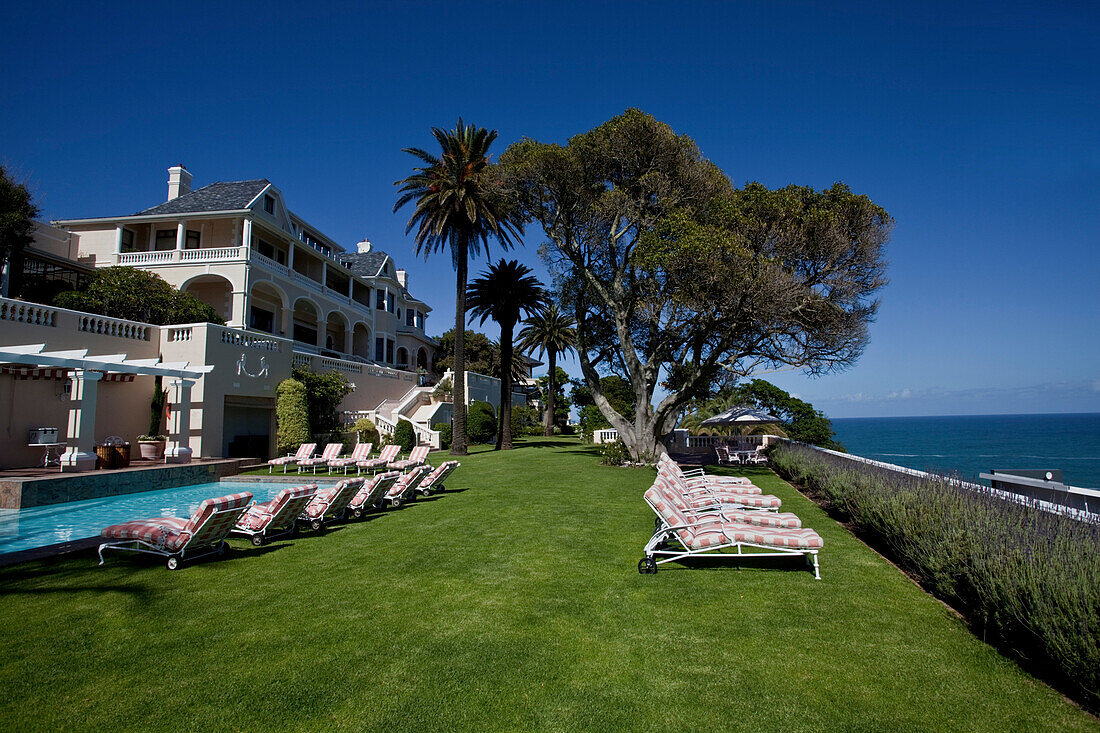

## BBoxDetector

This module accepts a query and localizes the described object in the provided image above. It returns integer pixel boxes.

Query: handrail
[0,296,152,341]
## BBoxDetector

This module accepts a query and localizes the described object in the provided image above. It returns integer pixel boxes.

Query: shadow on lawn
[653,553,818,577]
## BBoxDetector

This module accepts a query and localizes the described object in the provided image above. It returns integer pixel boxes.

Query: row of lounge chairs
[639,454,823,579]
[98,460,460,570]
[268,443,430,476]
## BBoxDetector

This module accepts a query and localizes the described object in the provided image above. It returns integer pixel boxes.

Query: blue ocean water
[830,413,1100,489]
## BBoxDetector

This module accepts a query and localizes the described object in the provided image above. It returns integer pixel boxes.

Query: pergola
[0,344,213,471]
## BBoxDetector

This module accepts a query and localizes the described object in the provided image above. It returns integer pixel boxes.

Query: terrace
[0,438,1093,730]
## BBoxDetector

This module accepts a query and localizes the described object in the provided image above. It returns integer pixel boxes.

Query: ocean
[829,413,1100,489]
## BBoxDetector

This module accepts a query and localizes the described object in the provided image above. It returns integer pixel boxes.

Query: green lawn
[0,438,1093,731]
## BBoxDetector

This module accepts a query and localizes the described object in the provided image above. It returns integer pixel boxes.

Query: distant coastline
[830,412,1100,489]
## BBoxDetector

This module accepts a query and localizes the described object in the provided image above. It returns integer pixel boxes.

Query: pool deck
[0,457,254,509]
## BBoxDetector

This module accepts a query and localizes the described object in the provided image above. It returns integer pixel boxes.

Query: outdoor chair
[651,476,799,529]
[232,484,317,546]
[98,491,254,570]
[658,454,762,492]
[297,443,344,474]
[388,445,430,471]
[656,460,782,510]
[640,485,822,579]
[267,443,317,473]
[299,477,364,530]
[356,444,400,474]
[715,446,736,465]
[384,464,432,507]
[329,443,372,475]
[346,471,401,517]
[415,460,460,496]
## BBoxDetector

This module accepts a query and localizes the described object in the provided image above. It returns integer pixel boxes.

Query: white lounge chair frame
[98,503,246,570]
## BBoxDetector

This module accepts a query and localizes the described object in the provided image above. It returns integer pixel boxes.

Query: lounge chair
[415,460,460,496]
[346,471,401,517]
[658,454,761,492]
[232,484,317,546]
[268,443,317,474]
[299,477,364,530]
[297,443,344,474]
[389,445,429,471]
[98,491,254,569]
[329,443,372,475]
[641,485,822,578]
[384,465,432,507]
[356,444,400,474]
[651,476,800,529]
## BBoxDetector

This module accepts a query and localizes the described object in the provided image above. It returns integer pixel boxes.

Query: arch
[248,280,288,335]
[180,274,233,322]
[326,310,349,354]
[352,321,372,360]
[396,346,409,369]
[291,297,320,346]
[416,347,429,371]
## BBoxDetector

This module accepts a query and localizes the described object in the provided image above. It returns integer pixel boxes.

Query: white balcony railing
[179,246,242,262]
[0,296,151,342]
[0,299,57,327]
[117,250,176,265]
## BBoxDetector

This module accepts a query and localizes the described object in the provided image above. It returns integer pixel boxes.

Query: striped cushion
[389,445,430,470]
[358,444,400,469]
[420,461,459,491]
[330,443,372,467]
[101,492,253,552]
[268,444,316,465]
[236,485,317,531]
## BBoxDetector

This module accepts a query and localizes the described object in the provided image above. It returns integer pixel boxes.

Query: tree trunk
[498,323,514,450]
[543,349,556,437]
[451,239,468,456]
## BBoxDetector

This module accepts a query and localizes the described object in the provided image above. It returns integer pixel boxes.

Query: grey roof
[133,179,270,216]
[340,250,390,278]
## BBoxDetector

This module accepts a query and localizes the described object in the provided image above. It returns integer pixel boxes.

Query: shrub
[769,442,1100,712]
[579,404,610,442]
[275,378,310,454]
[352,418,380,446]
[599,439,630,466]
[467,401,496,444]
[393,420,417,453]
[292,367,351,434]
[432,376,453,400]
[433,422,452,450]
[53,266,225,325]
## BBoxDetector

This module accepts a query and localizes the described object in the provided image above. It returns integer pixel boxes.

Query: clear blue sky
[2,1,1097,418]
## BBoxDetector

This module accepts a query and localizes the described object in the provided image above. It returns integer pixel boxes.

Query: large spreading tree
[500,109,890,459]
[395,119,522,456]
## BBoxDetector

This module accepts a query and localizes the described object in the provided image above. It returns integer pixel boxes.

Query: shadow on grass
[647,553,818,578]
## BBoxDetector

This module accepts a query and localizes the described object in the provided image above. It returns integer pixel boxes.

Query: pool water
[0,481,294,556]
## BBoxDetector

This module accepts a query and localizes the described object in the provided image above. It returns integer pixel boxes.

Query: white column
[230,290,248,329]
[60,370,103,472]
[287,243,295,270]
[114,225,124,255]
[343,328,352,354]
[242,219,253,253]
[165,379,194,464]
[317,317,327,348]
[174,220,186,261]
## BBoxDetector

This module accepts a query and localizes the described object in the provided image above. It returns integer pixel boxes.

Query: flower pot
[138,440,166,460]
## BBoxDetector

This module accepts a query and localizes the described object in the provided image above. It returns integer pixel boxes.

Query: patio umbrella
[700,406,780,427]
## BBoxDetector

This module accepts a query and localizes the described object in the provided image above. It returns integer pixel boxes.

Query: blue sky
[2,1,1097,418]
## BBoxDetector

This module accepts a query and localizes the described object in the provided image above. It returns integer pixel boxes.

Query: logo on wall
[236,353,269,379]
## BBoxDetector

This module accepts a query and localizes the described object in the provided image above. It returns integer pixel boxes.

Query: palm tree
[517,304,576,436]
[394,119,522,455]
[466,259,546,449]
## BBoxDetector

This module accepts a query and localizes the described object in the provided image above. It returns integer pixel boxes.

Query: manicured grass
[0,438,1093,731]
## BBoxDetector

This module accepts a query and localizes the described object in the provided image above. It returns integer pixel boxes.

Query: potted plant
[138,377,168,460]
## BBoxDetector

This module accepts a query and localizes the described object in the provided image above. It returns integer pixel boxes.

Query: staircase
[355,386,447,449]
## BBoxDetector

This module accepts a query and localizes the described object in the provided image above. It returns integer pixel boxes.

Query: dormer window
[263,195,275,214]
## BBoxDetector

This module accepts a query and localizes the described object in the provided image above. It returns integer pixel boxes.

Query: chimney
[167,165,192,201]
[396,269,408,288]
[356,238,372,253]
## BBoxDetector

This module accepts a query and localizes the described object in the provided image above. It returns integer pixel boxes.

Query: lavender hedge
[769,442,1100,711]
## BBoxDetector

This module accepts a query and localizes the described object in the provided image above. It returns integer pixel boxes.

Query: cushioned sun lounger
[641,484,822,579]
[357,444,400,474]
[232,484,317,545]
[346,471,401,517]
[329,443,372,475]
[384,465,431,507]
[388,445,429,471]
[658,455,762,494]
[655,463,781,510]
[650,477,800,529]
[300,477,364,529]
[415,460,460,496]
[297,443,344,474]
[268,443,317,474]
[99,491,253,570]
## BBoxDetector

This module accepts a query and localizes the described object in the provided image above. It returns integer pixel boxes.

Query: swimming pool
[0,481,293,556]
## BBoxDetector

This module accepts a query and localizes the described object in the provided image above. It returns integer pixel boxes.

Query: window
[416,311,424,329]
[375,337,385,362]
[250,306,274,334]
[185,230,201,249]
[154,229,176,251]
[120,229,135,252]
[376,289,386,310]
[386,292,395,313]
[264,195,275,214]
[406,309,414,327]
[396,308,401,321]
[293,323,318,345]
[386,339,395,364]
[257,239,285,264]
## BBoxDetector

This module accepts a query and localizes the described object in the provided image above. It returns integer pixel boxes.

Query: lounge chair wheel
[218,541,229,557]
[638,557,657,574]
[251,533,265,547]
[392,497,402,508]
[352,508,363,519]
[167,556,180,570]
[310,519,323,531]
